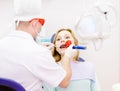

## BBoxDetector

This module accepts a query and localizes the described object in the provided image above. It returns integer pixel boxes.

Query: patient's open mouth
[60,44,66,48]
[60,40,72,49]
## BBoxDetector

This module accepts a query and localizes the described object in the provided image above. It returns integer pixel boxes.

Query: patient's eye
[56,38,61,41]
[65,36,70,39]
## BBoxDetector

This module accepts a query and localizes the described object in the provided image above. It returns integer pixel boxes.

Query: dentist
[0,0,77,91]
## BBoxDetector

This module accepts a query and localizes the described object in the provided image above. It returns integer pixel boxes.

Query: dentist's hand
[64,44,78,60]
[42,42,54,51]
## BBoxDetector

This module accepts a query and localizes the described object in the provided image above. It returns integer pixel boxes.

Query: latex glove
[64,44,78,59]
[42,42,54,51]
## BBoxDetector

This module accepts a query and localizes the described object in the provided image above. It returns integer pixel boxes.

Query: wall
[0,0,119,91]
[0,0,14,38]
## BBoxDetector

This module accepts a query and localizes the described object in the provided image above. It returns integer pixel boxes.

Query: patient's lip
[60,44,66,48]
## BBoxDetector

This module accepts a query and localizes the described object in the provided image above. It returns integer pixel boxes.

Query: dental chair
[0,78,25,91]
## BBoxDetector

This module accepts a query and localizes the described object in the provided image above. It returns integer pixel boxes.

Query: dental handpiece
[65,40,86,50]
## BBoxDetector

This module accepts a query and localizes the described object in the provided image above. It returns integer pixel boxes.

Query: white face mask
[35,27,48,44]
[38,27,46,37]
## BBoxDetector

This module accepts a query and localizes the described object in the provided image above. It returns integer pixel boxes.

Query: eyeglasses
[29,18,45,26]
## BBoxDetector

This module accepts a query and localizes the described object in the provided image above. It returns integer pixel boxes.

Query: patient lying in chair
[42,28,101,91]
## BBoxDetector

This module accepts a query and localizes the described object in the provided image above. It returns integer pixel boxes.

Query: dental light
[75,2,116,50]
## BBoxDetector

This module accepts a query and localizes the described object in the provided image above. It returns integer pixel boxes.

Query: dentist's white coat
[0,31,66,91]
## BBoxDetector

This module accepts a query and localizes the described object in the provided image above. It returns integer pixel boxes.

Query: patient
[43,28,101,91]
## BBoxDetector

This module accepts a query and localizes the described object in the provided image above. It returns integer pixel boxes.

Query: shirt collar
[8,30,34,40]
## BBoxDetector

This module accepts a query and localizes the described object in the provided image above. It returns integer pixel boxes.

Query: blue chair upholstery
[50,33,56,43]
[0,78,25,91]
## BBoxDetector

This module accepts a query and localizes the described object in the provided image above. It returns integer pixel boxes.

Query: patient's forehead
[57,31,71,37]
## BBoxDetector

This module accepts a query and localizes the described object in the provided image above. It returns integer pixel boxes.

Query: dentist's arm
[59,55,72,88]
[59,45,78,88]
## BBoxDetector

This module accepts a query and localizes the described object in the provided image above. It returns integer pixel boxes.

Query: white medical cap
[14,0,43,21]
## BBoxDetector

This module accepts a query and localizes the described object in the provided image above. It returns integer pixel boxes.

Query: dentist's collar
[8,30,34,40]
